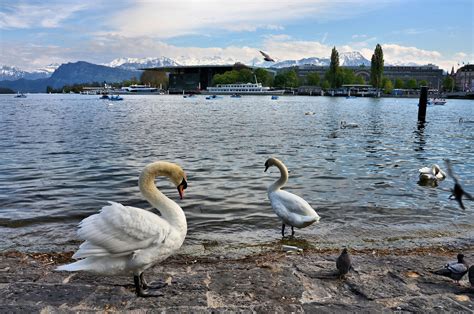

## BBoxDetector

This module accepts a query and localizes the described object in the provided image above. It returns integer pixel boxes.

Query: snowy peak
[103,57,179,70]
[0,64,57,81]
[339,51,371,66]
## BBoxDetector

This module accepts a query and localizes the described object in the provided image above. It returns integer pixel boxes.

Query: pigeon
[336,248,352,278]
[469,265,474,287]
[259,50,275,62]
[433,253,469,284]
[445,159,473,209]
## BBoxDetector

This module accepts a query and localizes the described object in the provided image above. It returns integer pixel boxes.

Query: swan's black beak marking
[177,178,187,200]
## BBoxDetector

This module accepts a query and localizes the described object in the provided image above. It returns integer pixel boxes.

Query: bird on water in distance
[264,157,320,237]
[433,253,469,285]
[336,248,352,279]
[56,161,188,297]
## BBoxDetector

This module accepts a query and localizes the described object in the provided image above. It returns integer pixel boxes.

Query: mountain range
[0,51,424,92]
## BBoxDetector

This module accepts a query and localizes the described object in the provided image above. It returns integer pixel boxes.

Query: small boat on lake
[428,98,446,106]
[271,95,279,100]
[15,92,27,98]
[109,95,123,101]
[206,95,222,100]
[230,94,241,98]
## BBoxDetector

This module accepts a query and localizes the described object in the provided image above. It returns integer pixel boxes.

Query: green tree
[443,76,454,92]
[306,72,320,86]
[383,79,393,94]
[321,80,330,90]
[355,75,365,85]
[405,79,417,89]
[370,44,384,88]
[273,69,299,88]
[328,47,340,88]
[394,78,404,89]
[341,68,356,85]
[418,79,428,87]
[140,70,169,89]
[254,68,273,86]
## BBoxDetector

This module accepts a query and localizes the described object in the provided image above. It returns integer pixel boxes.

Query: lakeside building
[295,64,444,90]
[146,63,444,94]
[454,64,474,92]
[143,63,258,94]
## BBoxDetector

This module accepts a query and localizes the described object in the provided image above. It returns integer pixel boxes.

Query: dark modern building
[145,63,254,94]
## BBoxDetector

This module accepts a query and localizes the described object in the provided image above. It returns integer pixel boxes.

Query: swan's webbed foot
[134,275,164,298]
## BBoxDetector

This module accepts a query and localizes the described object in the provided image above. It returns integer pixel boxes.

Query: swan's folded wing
[74,202,170,258]
[271,190,317,217]
[419,167,433,174]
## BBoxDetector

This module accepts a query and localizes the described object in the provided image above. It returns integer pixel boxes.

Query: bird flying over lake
[444,159,473,210]
[260,50,275,62]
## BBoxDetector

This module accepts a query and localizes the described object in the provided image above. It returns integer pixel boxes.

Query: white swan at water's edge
[264,157,320,237]
[418,164,446,184]
[56,161,188,297]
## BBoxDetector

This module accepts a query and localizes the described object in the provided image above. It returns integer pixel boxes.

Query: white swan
[419,164,446,184]
[340,121,358,129]
[264,157,320,237]
[56,161,188,297]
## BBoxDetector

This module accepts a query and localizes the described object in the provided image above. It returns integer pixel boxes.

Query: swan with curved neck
[264,157,320,237]
[419,164,446,184]
[56,161,188,297]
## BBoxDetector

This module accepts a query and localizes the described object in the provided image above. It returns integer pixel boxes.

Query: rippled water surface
[0,94,473,252]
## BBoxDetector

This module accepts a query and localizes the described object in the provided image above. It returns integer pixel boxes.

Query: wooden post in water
[417,86,428,123]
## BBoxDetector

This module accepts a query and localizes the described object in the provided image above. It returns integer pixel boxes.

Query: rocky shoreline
[1,243,473,313]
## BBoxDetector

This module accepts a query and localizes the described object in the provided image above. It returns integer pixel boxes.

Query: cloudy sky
[0,0,472,71]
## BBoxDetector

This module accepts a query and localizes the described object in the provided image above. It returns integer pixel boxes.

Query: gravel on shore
[1,244,473,313]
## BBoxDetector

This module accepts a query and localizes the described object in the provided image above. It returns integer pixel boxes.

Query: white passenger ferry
[120,84,159,93]
[207,83,284,95]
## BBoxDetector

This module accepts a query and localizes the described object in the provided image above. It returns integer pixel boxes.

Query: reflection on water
[0,94,473,252]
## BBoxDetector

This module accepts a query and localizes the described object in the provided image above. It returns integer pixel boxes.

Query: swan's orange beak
[177,178,187,200]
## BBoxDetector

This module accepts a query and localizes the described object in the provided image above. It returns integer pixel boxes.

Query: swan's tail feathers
[55,259,92,272]
[72,241,109,259]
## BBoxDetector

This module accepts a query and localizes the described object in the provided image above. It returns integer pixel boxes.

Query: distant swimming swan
[56,161,188,297]
[418,164,446,185]
[264,157,320,237]
[340,121,358,129]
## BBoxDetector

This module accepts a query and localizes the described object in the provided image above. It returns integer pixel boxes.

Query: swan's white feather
[269,190,320,228]
[73,201,170,258]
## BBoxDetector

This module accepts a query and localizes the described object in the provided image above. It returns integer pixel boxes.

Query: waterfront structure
[454,64,474,92]
[144,63,258,94]
[295,64,444,89]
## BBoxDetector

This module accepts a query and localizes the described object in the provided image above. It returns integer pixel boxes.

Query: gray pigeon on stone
[433,253,469,284]
[469,265,474,287]
[336,248,352,278]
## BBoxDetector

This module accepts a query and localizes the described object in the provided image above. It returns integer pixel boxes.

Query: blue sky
[0,0,472,71]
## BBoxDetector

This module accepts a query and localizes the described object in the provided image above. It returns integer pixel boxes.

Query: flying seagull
[444,159,473,210]
[260,50,275,62]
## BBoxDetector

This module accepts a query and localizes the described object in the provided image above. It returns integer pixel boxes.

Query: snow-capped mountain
[0,64,59,81]
[339,52,371,66]
[103,57,179,70]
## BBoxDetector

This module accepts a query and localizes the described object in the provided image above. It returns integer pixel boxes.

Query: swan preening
[264,157,320,237]
[418,164,446,186]
[56,161,188,297]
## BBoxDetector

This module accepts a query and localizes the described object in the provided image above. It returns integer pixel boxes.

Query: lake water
[0,94,473,253]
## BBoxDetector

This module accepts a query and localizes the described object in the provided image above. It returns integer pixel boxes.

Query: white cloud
[104,0,382,38]
[0,2,88,29]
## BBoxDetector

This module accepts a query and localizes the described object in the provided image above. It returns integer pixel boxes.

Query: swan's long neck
[269,159,289,192]
[138,163,187,236]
